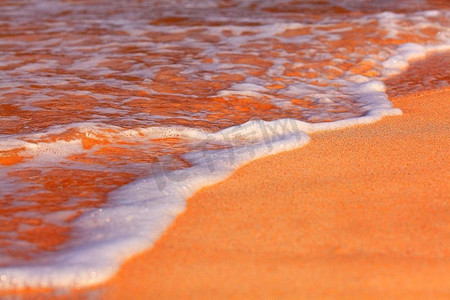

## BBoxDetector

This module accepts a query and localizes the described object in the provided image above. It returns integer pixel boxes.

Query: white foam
[0,2,449,291]
[382,43,450,77]
[0,98,401,289]
[229,83,268,92]
[217,90,267,98]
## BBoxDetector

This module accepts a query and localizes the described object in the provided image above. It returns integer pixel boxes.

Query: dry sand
[94,88,449,300]
[94,53,449,299]
[4,55,450,299]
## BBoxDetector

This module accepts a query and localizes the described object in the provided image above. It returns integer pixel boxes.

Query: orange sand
[40,57,446,298]
[90,88,449,300]
[4,59,450,298]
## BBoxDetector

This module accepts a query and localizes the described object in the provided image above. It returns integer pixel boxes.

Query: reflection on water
[0,0,448,289]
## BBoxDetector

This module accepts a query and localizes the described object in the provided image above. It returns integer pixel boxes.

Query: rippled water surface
[0,0,449,289]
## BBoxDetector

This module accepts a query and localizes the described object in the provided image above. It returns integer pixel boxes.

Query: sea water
[0,0,449,289]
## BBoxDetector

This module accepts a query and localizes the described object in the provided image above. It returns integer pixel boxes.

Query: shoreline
[3,53,450,298]
[94,87,449,299]
[95,53,450,299]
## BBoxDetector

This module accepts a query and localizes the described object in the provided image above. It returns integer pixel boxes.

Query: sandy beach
[7,53,439,299]
[1,25,449,299]
[92,89,449,299]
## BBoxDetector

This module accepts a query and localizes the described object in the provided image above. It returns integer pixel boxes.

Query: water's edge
[0,44,449,290]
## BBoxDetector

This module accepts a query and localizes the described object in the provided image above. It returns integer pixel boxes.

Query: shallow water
[0,0,449,289]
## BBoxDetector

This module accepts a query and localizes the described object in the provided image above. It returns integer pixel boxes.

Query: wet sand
[90,55,449,299]
[3,55,450,299]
